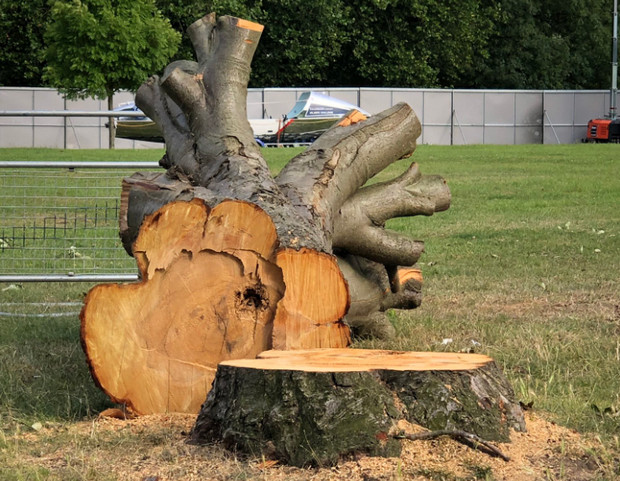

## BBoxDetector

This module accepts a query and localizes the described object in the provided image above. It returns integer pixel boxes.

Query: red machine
[586,118,620,142]
[586,1,619,142]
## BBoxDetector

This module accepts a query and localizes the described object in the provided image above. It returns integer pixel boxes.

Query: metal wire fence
[0,161,160,318]
[0,162,160,278]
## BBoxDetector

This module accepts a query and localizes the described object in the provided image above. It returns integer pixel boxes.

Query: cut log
[81,12,454,414]
[80,200,285,414]
[272,248,350,350]
[81,199,350,414]
[190,348,526,467]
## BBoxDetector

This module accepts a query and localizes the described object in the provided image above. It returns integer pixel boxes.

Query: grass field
[0,145,619,479]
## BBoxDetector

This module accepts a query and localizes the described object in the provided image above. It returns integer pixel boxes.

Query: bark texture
[190,349,526,467]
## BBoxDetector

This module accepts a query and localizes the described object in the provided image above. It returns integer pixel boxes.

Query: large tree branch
[135,76,198,176]
[187,12,216,64]
[135,15,327,250]
[332,162,450,266]
[276,103,421,245]
[175,15,264,167]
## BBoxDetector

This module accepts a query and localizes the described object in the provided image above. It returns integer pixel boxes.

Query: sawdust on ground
[12,410,606,480]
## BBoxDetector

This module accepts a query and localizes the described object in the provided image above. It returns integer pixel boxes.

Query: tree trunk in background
[107,93,115,150]
[80,13,451,414]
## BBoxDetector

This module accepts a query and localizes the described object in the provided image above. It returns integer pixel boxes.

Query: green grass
[0,148,164,162]
[362,144,620,440]
[0,145,619,478]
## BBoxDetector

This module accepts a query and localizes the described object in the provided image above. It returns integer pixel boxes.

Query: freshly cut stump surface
[190,348,526,467]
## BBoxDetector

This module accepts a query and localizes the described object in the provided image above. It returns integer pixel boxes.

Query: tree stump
[190,349,526,467]
[80,13,451,414]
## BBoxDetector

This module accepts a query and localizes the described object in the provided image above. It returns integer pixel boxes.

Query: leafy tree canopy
[1,0,615,90]
[44,0,180,99]
[336,0,494,88]
[155,0,206,62]
[0,0,49,87]
[470,0,612,89]
[202,0,353,87]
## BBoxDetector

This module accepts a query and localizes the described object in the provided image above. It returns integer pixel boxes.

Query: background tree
[155,0,206,62]
[203,0,490,88]
[44,0,180,148]
[468,0,611,89]
[204,0,353,87]
[0,0,50,87]
[2,0,615,91]
[335,0,495,87]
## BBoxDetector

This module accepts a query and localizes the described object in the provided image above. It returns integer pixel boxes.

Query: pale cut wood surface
[81,249,283,414]
[272,248,351,350]
[223,348,492,372]
[394,267,423,287]
[81,200,284,414]
[133,199,209,279]
[82,199,354,413]
[133,199,279,280]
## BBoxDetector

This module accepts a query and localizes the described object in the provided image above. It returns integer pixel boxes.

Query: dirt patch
[438,290,618,324]
[6,411,608,481]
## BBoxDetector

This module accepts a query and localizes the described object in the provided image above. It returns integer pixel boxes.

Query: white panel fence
[1,87,616,148]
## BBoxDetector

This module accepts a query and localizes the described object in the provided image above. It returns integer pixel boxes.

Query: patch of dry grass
[0,412,612,481]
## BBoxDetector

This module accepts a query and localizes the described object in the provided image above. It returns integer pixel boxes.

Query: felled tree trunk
[80,13,450,414]
[190,349,526,467]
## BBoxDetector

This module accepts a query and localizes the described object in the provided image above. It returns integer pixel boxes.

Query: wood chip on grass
[5,412,603,481]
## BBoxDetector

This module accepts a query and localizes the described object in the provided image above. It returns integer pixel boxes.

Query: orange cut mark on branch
[338,110,368,127]
[235,18,264,32]
[398,267,423,285]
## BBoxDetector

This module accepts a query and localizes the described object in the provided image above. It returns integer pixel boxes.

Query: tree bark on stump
[80,13,451,414]
[190,349,526,467]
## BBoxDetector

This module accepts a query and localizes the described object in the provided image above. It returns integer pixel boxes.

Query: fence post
[450,90,454,145]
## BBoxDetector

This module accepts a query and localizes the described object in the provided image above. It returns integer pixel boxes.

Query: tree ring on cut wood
[190,348,526,467]
[80,199,286,414]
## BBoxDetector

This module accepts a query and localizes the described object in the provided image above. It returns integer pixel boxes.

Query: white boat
[114,92,370,145]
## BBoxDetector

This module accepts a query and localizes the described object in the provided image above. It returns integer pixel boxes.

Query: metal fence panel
[325,88,359,107]
[247,89,264,119]
[515,126,540,144]
[392,89,425,119]
[454,91,484,125]
[485,127,515,145]
[485,92,515,125]
[543,91,575,144]
[515,92,543,144]
[3,87,620,146]
[262,89,299,119]
[452,91,481,145]
[359,89,392,115]
[484,91,514,144]
[422,91,452,145]
[574,91,608,126]
[33,90,64,134]
[0,89,33,147]
[0,163,159,280]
